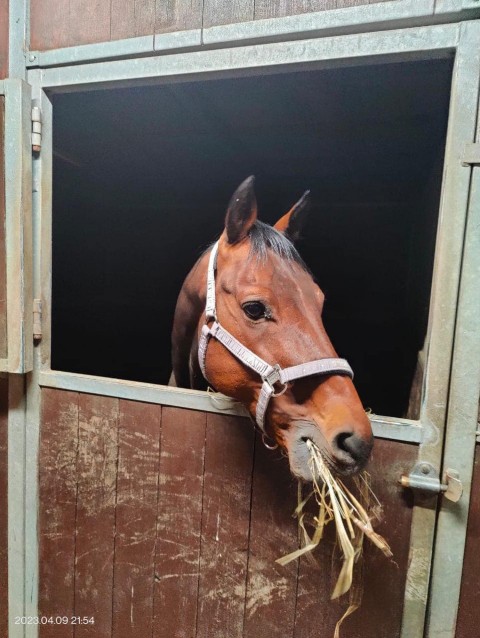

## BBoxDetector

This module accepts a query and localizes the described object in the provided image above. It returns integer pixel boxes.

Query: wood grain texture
[196,413,255,638]
[203,0,254,29]
[254,0,336,19]
[30,0,71,51]
[111,0,155,41]
[37,391,413,638]
[0,97,6,359]
[155,0,203,34]
[0,376,8,638]
[0,1,7,78]
[294,438,416,638]
[68,0,111,47]
[153,407,207,638]
[243,433,298,638]
[455,444,480,638]
[74,393,118,637]
[38,389,79,638]
[253,0,385,19]
[112,400,161,638]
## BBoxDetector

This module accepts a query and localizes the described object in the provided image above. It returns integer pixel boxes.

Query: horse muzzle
[281,420,373,481]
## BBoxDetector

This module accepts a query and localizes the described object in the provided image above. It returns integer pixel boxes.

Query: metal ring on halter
[264,364,288,397]
[262,433,279,450]
[271,381,288,397]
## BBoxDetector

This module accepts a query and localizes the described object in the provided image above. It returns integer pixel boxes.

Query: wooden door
[38,389,416,638]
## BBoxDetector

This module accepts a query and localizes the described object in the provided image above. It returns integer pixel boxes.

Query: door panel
[39,388,416,638]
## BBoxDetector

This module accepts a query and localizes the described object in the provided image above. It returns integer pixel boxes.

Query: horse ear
[273,190,310,243]
[225,176,258,244]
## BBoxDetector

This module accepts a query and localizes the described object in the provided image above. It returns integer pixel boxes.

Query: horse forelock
[204,220,310,273]
[248,221,308,269]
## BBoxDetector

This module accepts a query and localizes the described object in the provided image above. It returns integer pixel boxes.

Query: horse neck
[172,250,210,388]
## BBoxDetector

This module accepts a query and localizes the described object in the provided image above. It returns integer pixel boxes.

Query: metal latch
[33,299,42,341]
[462,142,480,166]
[32,101,41,153]
[400,462,463,502]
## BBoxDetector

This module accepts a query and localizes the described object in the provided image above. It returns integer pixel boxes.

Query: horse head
[172,177,373,481]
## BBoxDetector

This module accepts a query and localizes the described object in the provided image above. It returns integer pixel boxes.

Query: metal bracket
[462,142,480,166]
[400,462,463,502]
[33,299,42,341]
[31,101,41,153]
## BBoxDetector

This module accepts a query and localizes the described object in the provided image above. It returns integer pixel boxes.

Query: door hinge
[32,101,42,153]
[400,462,463,502]
[462,142,480,166]
[33,299,42,341]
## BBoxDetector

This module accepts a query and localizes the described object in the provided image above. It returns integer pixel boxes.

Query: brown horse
[172,177,373,481]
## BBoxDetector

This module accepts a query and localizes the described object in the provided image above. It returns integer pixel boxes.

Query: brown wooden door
[38,388,416,638]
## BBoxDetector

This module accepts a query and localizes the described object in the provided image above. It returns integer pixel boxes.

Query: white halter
[198,241,354,434]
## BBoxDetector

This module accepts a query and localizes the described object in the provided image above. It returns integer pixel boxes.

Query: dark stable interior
[51,57,452,418]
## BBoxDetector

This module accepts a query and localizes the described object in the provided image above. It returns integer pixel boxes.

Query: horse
[171,176,373,481]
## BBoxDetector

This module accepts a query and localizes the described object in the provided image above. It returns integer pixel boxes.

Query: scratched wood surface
[30,0,400,50]
[112,400,161,638]
[39,389,415,637]
[455,444,480,638]
[0,376,8,638]
[0,97,6,359]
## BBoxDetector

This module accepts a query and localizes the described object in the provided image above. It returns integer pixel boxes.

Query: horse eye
[242,301,267,321]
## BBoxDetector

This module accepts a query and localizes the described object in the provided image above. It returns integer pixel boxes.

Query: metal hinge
[400,462,463,502]
[33,299,42,341]
[462,143,480,166]
[31,100,41,153]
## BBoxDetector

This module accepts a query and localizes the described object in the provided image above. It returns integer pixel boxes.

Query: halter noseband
[198,241,354,434]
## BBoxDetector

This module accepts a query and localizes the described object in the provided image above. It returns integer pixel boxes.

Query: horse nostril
[332,431,372,467]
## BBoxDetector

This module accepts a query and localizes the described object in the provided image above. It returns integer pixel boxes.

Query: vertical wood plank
[153,407,207,638]
[155,0,203,34]
[294,438,416,637]
[0,97,6,359]
[0,2,7,78]
[30,0,71,51]
[112,400,161,638]
[38,388,79,638]
[110,0,156,41]
[68,0,111,47]
[74,394,118,637]
[203,0,254,28]
[254,0,336,19]
[196,413,254,638]
[0,376,8,638]
[336,0,371,9]
[243,433,299,638]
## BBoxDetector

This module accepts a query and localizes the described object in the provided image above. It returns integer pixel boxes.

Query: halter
[198,241,354,434]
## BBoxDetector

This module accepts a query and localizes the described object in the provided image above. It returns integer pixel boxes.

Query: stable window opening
[51,57,452,418]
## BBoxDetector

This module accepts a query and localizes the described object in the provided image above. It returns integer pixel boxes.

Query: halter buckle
[264,364,288,397]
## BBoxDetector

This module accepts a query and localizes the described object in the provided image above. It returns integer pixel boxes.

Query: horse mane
[205,220,310,271]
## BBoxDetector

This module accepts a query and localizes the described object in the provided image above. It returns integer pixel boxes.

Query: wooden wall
[455,444,480,637]
[0,376,9,638]
[30,0,393,51]
[39,387,416,638]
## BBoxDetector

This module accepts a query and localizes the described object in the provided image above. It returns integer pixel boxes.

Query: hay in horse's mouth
[277,440,392,637]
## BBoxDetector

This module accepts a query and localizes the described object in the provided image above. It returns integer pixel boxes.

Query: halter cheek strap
[198,241,354,434]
